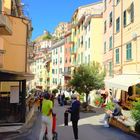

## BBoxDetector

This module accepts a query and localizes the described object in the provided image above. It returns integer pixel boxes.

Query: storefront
[0,71,34,124]
[105,74,140,109]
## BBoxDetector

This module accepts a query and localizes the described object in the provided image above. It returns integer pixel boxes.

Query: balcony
[0,14,12,35]
[71,46,77,55]
[63,71,71,78]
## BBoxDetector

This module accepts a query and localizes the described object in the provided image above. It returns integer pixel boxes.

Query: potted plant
[131,101,140,134]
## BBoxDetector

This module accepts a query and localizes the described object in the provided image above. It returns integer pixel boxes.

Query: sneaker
[104,121,109,128]
[104,124,109,127]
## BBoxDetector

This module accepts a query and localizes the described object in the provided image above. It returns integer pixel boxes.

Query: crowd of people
[33,89,126,140]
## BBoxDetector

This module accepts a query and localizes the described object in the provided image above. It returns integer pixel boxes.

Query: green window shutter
[109,61,112,76]
[109,12,112,26]
[130,2,134,22]
[116,48,119,64]
[81,52,83,63]
[109,36,112,49]
[104,42,106,53]
[126,43,132,60]
[88,38,90,48]
[123,10,126,27]
[116,17,120,32]
[88,55,90,63]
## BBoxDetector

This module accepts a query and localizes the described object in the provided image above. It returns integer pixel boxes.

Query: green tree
[70,61,105,104]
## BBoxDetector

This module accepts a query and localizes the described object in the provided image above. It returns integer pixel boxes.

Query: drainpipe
[112,0,115,77]
[120,0,123,74]
[21,19,31,73]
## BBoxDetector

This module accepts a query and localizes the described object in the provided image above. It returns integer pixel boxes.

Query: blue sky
[22,0,100,40]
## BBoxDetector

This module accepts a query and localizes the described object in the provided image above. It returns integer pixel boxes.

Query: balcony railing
[0,14,12,35]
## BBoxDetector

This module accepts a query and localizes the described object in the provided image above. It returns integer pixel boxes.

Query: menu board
[10,86,19,103]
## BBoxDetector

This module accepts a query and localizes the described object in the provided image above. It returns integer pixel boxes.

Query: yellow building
[0,0,33,123]
[105,0,140,109]
[70,2,103,68]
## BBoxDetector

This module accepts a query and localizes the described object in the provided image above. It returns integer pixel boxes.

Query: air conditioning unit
[132,32,137,40]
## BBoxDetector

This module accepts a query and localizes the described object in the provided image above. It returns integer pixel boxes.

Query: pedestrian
[61,93,65,106]
[39,93,53,140]
[100,99,125,127]
[57,94,61,105]
[67,94,80,140]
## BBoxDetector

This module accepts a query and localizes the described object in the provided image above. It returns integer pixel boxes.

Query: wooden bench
[109,116,134,133]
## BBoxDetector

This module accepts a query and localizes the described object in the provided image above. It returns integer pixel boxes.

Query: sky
[22,0,100,40]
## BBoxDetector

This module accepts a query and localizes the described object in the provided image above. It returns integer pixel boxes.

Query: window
[104,42,106,54]
[85,41,87,50]
[60,57,62,63]
[60,47,62,53]
[78,38,80,47]
[56,59,57,64]
[56,49,58,54]
[126,43,132,60]
[109,12,112,27]
[88,21,90,31]
[88,55,90,63]
[52,69,55,74]
[123,10,126,27]
[130,3,134,22]
[109,36,112,50]
[85,56,87,64]
[104,21,107,33]
[109,61,112,76]
[65,58,67,63]
[104,0,107,11]
[81,52,83,63]
[136,84,140,95]
[116,0,120,5]
[78,54,80,63]
[116,17,120,32]
[88,38,90,48]
[81,36,83,45]
[115,48,119,64]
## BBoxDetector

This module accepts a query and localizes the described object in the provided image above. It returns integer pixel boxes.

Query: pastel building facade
[0,0,33,123]
[103,0,114,79]
[51,39,65,90]
[71,2,103,69]
[31,39,52,90]
[104,0,140,108]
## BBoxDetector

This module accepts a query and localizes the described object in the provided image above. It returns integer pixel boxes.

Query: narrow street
[5,100,138,140]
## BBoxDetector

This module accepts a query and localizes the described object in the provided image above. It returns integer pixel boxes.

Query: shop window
[136,84,140,95]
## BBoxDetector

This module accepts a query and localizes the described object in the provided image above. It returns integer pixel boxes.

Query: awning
[0,70,34,81]
[105,74,140,92]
